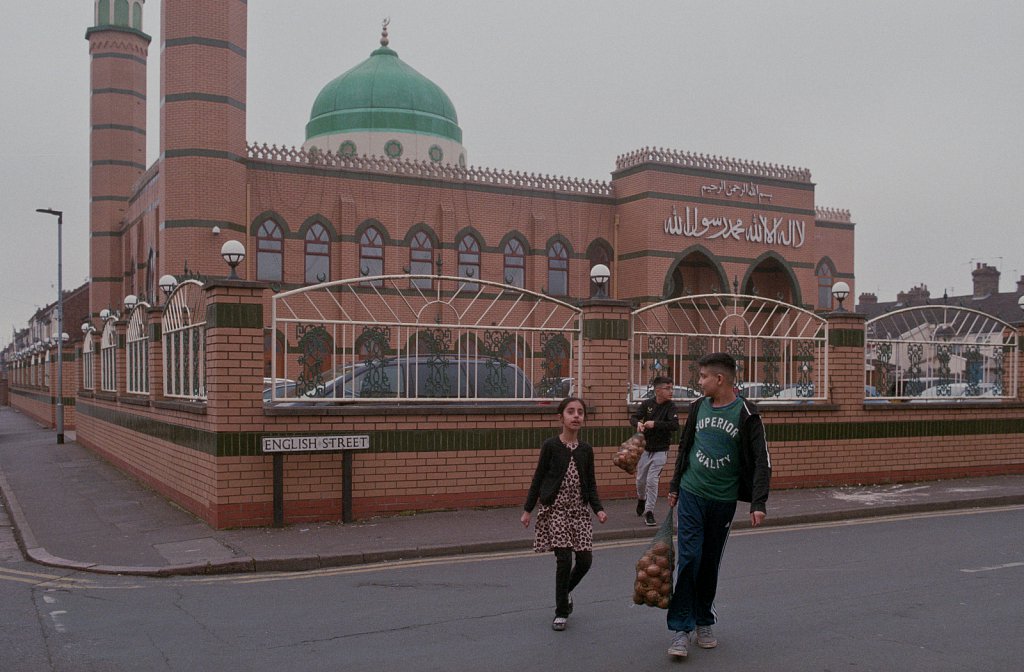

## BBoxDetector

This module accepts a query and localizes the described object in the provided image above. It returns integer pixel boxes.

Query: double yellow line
[0,566,96,588]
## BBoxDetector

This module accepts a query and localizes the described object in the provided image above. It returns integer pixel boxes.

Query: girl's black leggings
[554,548,593,617]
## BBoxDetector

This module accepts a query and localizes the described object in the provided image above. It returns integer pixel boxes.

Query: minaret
[85,0,150,318]
[159,0,248,280]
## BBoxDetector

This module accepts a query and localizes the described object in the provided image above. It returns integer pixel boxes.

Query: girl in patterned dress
[521,397,608,631]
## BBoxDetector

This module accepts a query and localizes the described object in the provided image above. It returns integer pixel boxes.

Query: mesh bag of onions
[632,509,675,609]
[612,432,646,475]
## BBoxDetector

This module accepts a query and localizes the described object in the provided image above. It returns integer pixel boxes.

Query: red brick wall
[71,283,1024,528]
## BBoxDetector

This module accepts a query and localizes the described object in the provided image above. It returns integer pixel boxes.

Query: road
[1,506,1022,671]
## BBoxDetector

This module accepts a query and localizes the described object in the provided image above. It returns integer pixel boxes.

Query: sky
[2,0,1023,346]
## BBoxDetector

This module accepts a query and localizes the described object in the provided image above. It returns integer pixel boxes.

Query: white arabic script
[664,207,805,249]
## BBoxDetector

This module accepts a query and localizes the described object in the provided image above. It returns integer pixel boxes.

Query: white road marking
[960,562,1024,573]
[49,610,68,633]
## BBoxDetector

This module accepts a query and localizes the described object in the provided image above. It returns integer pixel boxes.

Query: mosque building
[87,0,855,350]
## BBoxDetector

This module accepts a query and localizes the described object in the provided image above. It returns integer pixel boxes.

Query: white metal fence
[126,303,150,394]
[270,275,582,403]
[865,305,1018,400]
[100,319,118,393]
[162,280,207,400]
[631,294,829,402]
[82,333,95,391]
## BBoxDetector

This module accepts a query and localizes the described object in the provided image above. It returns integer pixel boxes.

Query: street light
[590,263,611,299]
[36,208,65,444]
[159,274,178,299]
[831,281,851,313]
[220,239,246,280]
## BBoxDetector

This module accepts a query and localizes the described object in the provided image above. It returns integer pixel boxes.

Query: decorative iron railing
[270,275,582,403]
[865,306,1018,401]
[162,280,207,401]
[82,334,95,391]
[100,318,118,393]
[125,303,150,394]
[630,294,828,402]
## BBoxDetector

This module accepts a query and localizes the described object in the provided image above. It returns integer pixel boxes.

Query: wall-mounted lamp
[220,240,246,280]
[831,281,851,313]
[211,225,221,236]
[590,263,611,299]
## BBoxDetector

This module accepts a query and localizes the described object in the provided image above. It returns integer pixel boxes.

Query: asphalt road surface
[1,505,1022,671]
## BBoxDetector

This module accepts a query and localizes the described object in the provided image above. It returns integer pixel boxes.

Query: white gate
[631,294,829,402]
[270,275,582,403]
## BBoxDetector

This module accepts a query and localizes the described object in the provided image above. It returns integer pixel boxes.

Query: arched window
[359,227,384,285]
[131,1,142,29]
[145,248,155,304]
[503,239,526,288]
[547,241,569,296]
[304,223,330,284]
[409,231,433,289]
[458,234,481,290]
[256,220,284,282]
[816,260,835,310]
[114,0,129,26]
[97,0,110,25]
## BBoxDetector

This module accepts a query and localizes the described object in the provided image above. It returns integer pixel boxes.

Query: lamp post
[36,208,65,444]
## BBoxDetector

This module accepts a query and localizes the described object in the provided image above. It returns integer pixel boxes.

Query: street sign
[261,435,370,453]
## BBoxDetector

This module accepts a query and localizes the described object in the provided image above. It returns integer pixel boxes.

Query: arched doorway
[743,254,799,305]
[666,249,727,298]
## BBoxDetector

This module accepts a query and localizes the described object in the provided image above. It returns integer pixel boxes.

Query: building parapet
[815,207,852,223]
[615,146,813,183]
[246,143,613,197]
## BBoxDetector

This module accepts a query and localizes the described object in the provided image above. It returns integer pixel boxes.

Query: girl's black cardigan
[523,436,604,514]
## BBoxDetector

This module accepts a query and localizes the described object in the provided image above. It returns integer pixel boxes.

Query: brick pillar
[1017,324,1024,402]
[203,280,266,425]
[579,299,633,424]
[827,311,867,410]
[113,319,128,395]
[147,305,165,399]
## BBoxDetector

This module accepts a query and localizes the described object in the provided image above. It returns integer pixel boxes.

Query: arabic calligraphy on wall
[663,206,806,249]
[701,180,773,202]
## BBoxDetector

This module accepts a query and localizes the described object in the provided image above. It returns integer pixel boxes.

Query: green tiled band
[205,303,263,329]
[829,329,865,348]
[583,318,630,341]
[73,400,1024,459]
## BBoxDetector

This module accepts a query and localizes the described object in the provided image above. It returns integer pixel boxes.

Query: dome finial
[380,17,390,47]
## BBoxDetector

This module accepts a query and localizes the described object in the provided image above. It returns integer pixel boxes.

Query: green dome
[306,46,462,144]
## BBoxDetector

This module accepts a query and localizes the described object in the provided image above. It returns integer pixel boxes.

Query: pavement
[2,405,1024,578]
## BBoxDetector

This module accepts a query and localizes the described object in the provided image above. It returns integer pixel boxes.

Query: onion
[646,564,661,577]
[651,541,671,555]
[655,556,670,569]
[658,596,670,609]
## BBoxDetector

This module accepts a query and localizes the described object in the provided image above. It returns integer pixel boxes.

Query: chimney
[971,263,1000,298]
[857,292,877,307]
[898,284,930,306]
[1016,274,1024,293]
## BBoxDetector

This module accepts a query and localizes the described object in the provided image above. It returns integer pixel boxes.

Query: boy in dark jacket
[664,353,771,659]
[629,376,679,526]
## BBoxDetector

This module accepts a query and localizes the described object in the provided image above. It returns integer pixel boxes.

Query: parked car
[287,356,536,402]
[627,383,698,403]
[908,382,997,402]
[262,377,296,402]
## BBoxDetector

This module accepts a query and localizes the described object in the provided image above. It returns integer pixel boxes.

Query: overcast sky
[2,1,1023,345]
